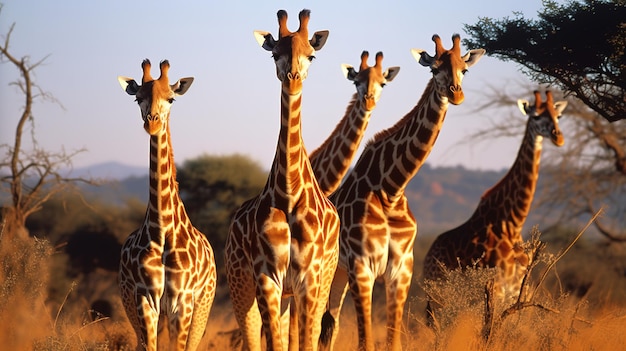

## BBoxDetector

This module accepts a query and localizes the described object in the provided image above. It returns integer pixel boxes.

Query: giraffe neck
[265,86,311,211]
[477,121,543,239]
[145,125,186,245]
[363,79,448,198]
[309,93,370,196]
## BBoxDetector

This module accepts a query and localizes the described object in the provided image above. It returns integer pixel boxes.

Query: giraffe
[422,90,567,321]
[224,9,339,351]
[319,34,485,351]
[309,50,400,197]
[117,59,216,351]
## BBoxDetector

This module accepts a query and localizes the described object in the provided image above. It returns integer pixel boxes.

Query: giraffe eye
[462,69,469,74]
[431,68,440,75]
[168,98,175,104]
[381,83,386,88]
[307,55,315,62]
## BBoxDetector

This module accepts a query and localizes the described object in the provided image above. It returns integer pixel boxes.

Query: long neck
[475,121,543,239]
[265,85,311,211]
[309,93,370,196]
[359,80,448,198]
[145,125,185,245]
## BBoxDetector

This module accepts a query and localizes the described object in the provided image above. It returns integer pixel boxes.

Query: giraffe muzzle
[364,95,376,110]
[448,85,465,105]
[551,129,565,146]
[144,114,163,134]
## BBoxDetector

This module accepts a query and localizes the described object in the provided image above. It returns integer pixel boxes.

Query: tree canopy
[463,0,626,123]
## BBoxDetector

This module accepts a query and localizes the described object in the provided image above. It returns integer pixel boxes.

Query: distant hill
[77,161,595,238]
[69,161,146,180]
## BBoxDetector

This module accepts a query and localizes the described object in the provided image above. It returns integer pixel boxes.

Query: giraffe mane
[366,79,435,146]
[309,93,359,159]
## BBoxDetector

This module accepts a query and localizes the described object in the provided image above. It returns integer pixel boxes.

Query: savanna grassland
[1,219,625,351]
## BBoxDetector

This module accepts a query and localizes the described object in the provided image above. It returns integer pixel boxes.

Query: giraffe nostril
[449,85,462,93]
[287,72,301,81]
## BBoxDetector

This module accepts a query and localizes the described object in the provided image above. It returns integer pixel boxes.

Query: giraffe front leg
[385,264,413,351]
[134,294,161,351]
[227,267,263,351]
[349,262,375,351]
[166,292,193,351]
[257,274,285,351]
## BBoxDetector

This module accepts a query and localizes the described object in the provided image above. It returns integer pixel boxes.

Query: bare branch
[0,13,92,239]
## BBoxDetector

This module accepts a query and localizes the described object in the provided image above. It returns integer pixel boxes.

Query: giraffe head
[118,59,194,135]
[518,90,568,146]
[342,51,400,111]
[411,34,485,105]
[254,9,329,93]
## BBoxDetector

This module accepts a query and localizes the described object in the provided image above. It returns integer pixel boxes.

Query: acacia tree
[463,0,625,176]
[461,0,626,241]
[177,154,266,251]
[464,0,625,123]
[1,12,89,241]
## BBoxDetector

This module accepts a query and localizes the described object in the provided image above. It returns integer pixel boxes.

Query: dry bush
[0,234,53,350]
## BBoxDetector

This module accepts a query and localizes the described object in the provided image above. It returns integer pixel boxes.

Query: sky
[0,1,556,172]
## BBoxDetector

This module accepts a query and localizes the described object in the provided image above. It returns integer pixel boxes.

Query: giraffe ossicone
[117,59,216,351]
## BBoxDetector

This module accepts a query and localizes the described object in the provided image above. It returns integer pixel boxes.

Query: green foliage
[463,0,626,122]
[177,154,267,274]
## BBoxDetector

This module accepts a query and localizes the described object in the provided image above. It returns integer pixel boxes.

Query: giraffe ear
[172,77,194,96]
[384,67,401,82]
[462,49,486,68]
[411,48,433,67]
[310,30,329,51]
[254,30,276,51]
[118,76,140,96]
[554,101,568,116]
[341,64,358,81]
[517,99,530,115]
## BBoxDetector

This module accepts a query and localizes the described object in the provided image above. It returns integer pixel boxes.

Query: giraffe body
[225,10,339,351]
[319,35,484,351]
[117,60,216,351]
[423,91,567,316]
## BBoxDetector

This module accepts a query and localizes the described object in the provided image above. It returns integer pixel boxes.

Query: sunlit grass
[1,218,625,350]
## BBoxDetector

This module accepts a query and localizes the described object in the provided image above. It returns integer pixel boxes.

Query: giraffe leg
[319,265,349,351]
[257,274,285,351]
[384,272,411,351]
[284,297,298,351]
[134,295,160,351]
[296,279,324,351]
[166,292,194,351]
[228,264,263,351]
[184,285,216,351]
[349,264,375,351]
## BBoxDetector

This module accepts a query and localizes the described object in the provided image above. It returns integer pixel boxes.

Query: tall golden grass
[1,215,625,350]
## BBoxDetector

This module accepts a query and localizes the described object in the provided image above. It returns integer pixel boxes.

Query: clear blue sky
[1,1,553,172]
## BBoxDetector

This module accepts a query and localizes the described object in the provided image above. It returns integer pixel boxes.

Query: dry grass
[1,215,625,350]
